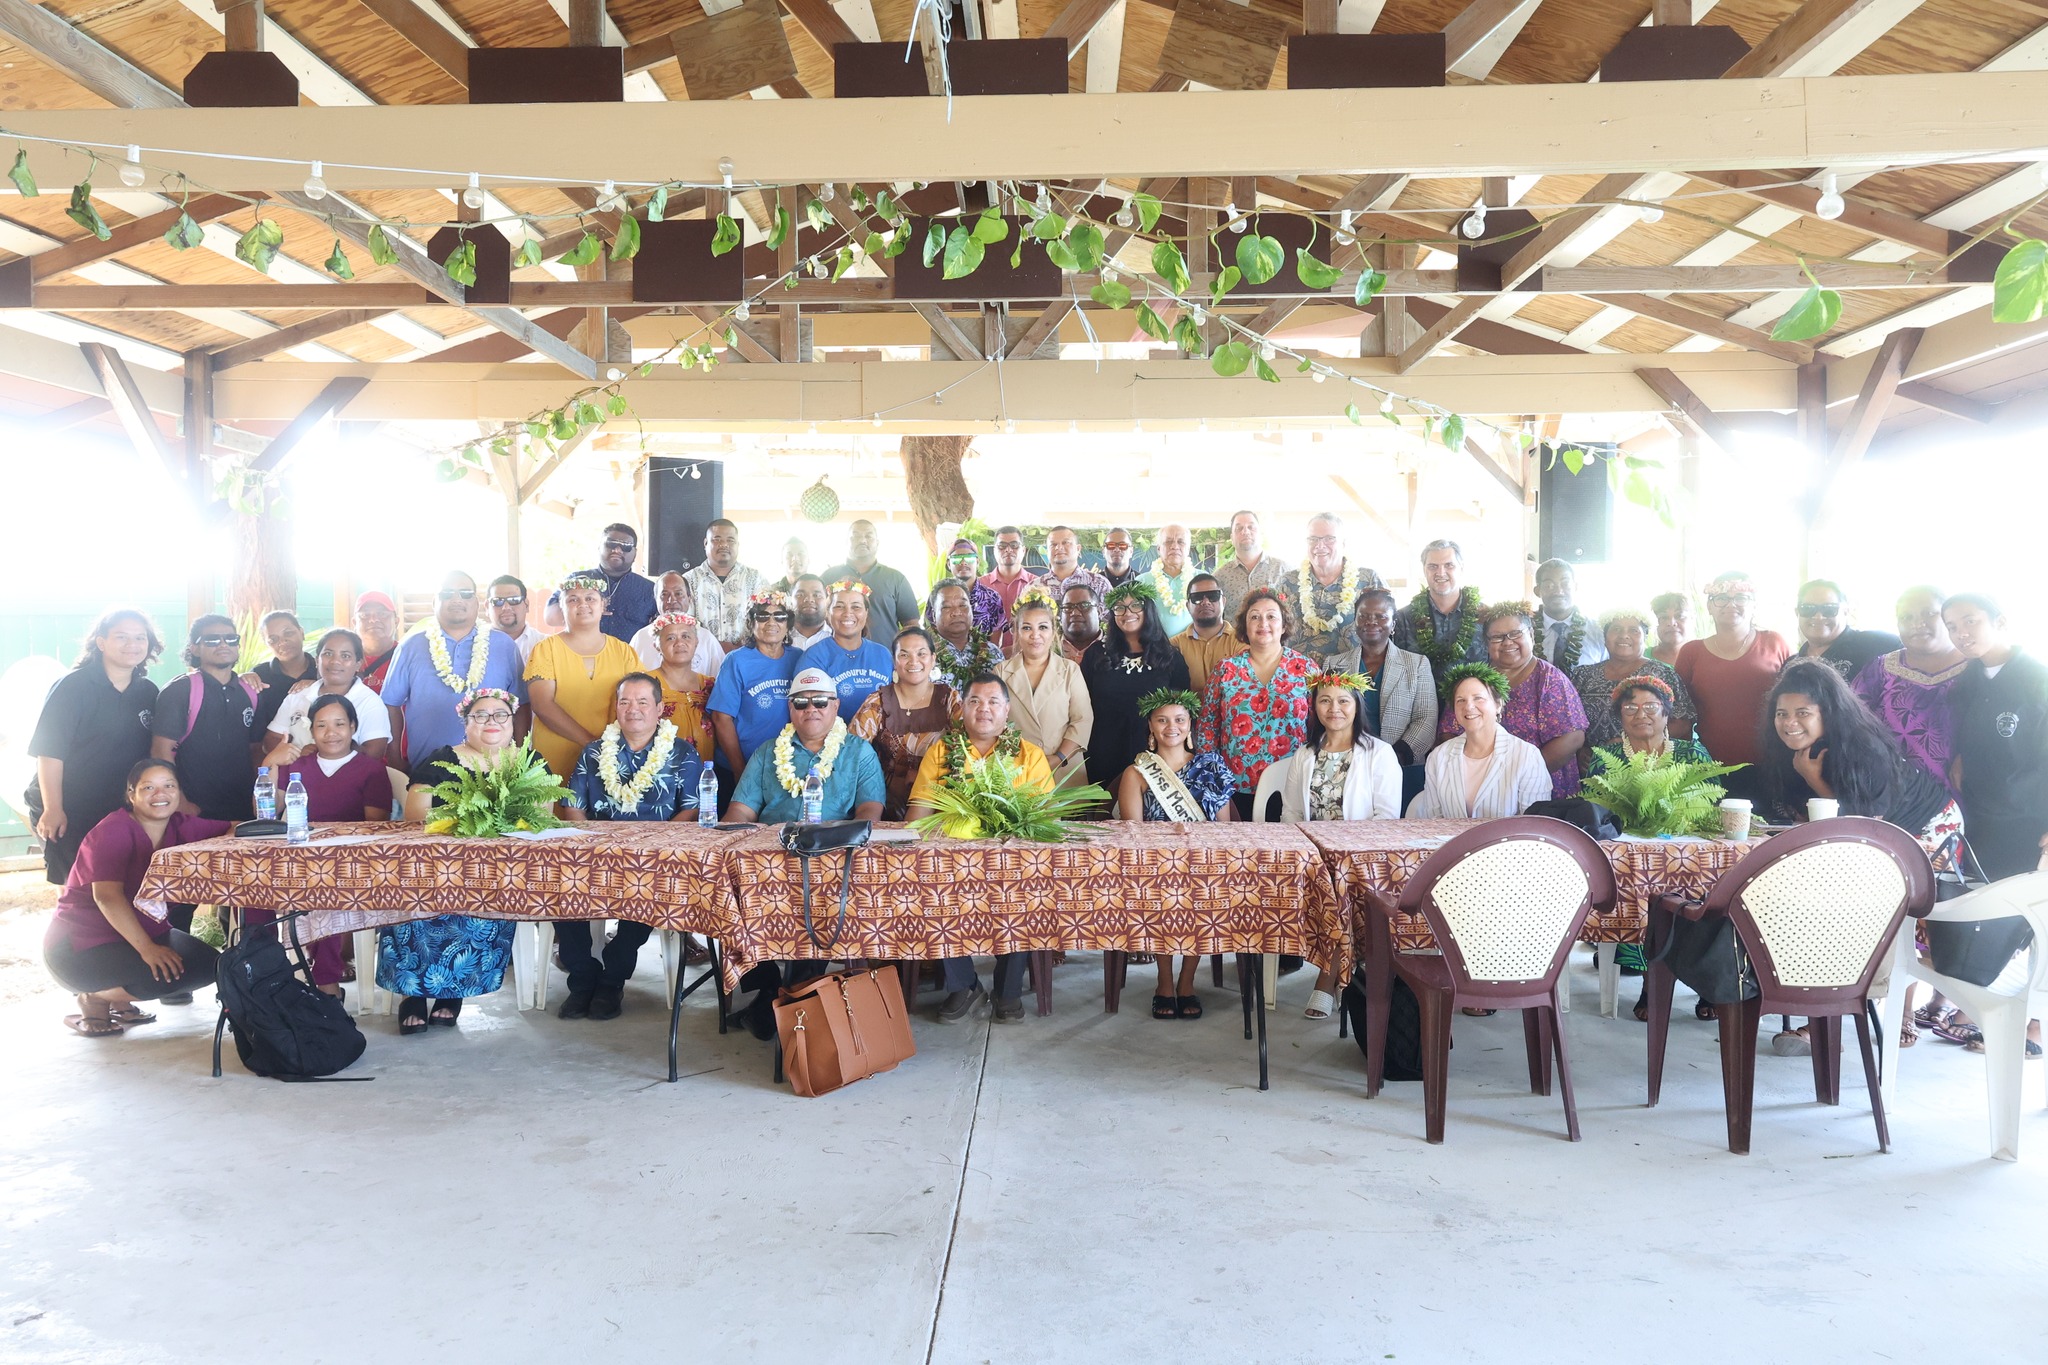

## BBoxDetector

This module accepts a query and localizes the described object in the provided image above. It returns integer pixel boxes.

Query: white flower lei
[1294,559,1363,634]
[774,718,848,797]
[596,720,677,813]
[426,625,490,693]
[1146,566,1189,618]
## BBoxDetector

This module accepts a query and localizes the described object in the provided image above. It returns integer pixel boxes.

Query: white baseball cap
[789,667,837,697]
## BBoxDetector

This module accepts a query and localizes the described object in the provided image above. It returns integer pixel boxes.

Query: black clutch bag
[779,820,872,855]
[235,819,288,838]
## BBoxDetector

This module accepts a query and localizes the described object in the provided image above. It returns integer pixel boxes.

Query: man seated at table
[906,674,1055,1025]
[725,668,886,1037]
[554,673,705,1022]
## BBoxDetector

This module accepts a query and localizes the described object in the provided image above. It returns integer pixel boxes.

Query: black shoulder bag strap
[799,846,857,954]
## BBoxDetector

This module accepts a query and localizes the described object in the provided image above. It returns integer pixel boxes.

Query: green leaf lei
[1408,587,1483,694]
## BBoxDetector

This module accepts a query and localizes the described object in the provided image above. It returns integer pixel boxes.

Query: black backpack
[213,914,369,1081]
[1340,975,1441,1083]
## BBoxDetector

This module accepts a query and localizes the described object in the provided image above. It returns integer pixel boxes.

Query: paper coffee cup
[1719,798,1752,840]
[1808,798,1840,821]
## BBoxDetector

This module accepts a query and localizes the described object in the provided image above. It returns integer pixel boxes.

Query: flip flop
[1151,993,1178,1020]
[109,1004,157,1026]
[1176,994,1204,1020]
[63,1014,123,1037]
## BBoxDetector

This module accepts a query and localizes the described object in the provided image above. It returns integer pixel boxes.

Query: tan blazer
[995,652,1094,782]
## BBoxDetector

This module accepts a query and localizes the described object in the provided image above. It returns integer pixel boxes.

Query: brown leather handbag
[773,967,916,1097]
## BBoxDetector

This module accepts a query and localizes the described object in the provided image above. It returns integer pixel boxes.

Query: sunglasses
[195,634,240,647]
[790,696,834,711]
[1795,603,1842,619]
[603,540,636,553]
[1187,590,1222,604]
[438,588,476,601]
[488,595,525,608]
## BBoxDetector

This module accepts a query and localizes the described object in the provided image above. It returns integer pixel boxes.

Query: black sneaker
[160,991,194,1006]
[558,987,595,1020]
[588,984,624,1021]
[937,985,986,1024]
[992,996,1025,1024]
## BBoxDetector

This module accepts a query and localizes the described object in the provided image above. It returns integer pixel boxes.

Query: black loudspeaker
[1538,445,1613,565]
[647,458,724,578]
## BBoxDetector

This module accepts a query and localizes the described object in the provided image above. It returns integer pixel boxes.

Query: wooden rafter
[78,342,181,476]
[354,0,472,85]
[1461,437,1525,502]
[209,310,397,368]
[1724,0,1929,81]
[30,194,250,280]
[1635,366,1743,454]
[1893,380,1997,424]
[917,304,986,362]
[1043,0,1125,54]
[1005,300,1073,359]
[1600,294,1817,364]
[1443,0,1547,80]
[1821,325,1923,482]
[247,376,372,476]
[1688,171,1954,257]
[1397,298,1488,372]
[687,306,779,364]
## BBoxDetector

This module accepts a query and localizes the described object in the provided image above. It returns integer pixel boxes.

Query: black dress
[1950,650,2048,878]
[1079,641,1190,790]
[26,666,160,884]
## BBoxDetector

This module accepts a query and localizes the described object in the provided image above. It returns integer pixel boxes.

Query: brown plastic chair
[1360,816,1617,1143]
[1643,817,1935,1155]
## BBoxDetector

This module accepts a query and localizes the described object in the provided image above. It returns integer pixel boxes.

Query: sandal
[1129,953,1156,966]
[1303,989,1335,1021]
[1899,1018,1918,1049]
[63,1013,123,1037]
[1694,999,1716,1021]
[1152,993,1178,1020]
[1177,994,1203,1020]
[683,938,712,966]
[428,998,463,1027]
[398,996,430,1036]
[1912,1002,1951,1030]
[1965,1037,2043,1058]
[109,1003,156,1026]
[1931,1017,1983,1047]
[1632,991,1648,1023]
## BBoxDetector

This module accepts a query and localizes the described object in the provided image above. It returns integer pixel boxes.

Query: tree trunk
[228,502,297,638]
[900,435,975,555]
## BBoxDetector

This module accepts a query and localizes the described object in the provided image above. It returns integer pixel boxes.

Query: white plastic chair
[1876,870,2048,1161]
[1248,762,1289,1010]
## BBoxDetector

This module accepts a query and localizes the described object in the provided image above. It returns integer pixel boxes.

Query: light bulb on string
[1461,208,1487,240]
[1068,420,1079,434]
[1003,418,1017,434]
[871,414,883,427]
[304,161,327,199]
[1114,203,1134,228]
[1132,418,1144,433]
[1814,173,1845,221]
[807,422,819,435]
[689,463,701,480]
[809,257,827,279]
[735,300,752,322]
[1311,369,1327,384]
[462,171,485,210]
[1335,210,1356,247]
[1223,202,1246,233]
[1189,304,1207,326]
[1197,418,1208,433]
[819,181,837,203]
[118,145,144,188]
[605,367,623,382]
[1035,183,1051,214]
[1637,204,1663,224]
[1258,342,1276,362]
[599,179,617,210]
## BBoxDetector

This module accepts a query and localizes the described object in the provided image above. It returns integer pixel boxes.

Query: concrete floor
[3,949,2045,1365]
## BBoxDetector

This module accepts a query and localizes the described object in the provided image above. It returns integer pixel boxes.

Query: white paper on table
[868,828,922,844]
[1401,835,1453,849]
[1614,833,1713,844]
[302,833,385,847]
[501,827,591,841]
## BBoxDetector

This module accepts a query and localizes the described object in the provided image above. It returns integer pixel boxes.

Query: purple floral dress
[1439,657,1588,798]
[1852,650,1965,795]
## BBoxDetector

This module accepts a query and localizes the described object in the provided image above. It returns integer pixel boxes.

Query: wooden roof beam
[78,341,182,478]
[29,194,251,281]
[246,375,371,476]
[1635,365,1744,454]
[1444,0,1547,80]
[1043,0,1125,54]
[1892,380,1996,424]
[1601,293,1816,364]
[1817,325,1921,498]
[354,0,474,86]
[1724,0,1928,81]
[210,310,397,368]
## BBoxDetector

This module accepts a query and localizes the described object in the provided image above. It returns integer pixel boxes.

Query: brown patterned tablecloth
[719,821,1347,981]
[136,821,746,943]
[1303,820,1753,953]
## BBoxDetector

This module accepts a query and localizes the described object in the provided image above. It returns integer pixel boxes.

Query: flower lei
[939,719,1022,780]
[1293,560,1364,635]
[933,629,1001,685]
[1145,565,1190,618]
[1531,611,1589,669]
[1409,587,1482,684]
[773,718,848,797]
[427,625,491,693]
[596,720,677,813]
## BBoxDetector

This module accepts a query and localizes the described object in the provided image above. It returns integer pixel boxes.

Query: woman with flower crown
[388,687,535,1034]
[552,672,704,1021]
[1080,581,1190,791]
[526,573,643,779]
[994,589,1093,790]
[1114,688,1235,1019]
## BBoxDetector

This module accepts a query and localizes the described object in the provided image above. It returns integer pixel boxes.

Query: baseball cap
[354,591,397,614]
[790,667,837,697]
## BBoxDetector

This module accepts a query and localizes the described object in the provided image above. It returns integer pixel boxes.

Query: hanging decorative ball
[798,476,840,523]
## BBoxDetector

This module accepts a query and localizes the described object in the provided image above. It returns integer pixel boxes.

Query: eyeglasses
[789,696,834,711]
[1307,535,1339,548]
[1485,632,1526,645]
[1620,703,1665,716]
[1795,602,1842,619]
[438,588,476,601]
[195,634,240,647]
[1707,593,1753,605]
[1187,590,1223,603]
[466,710,514,725]
[487,595,525,608]
[603,540,636,553]
[754,611,791,622]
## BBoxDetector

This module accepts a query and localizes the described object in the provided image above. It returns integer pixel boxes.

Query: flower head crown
[827,578,872,597]
[653,611,698,633]
[1306,670,1375,694]
[1104,580,1161,613]
[1137,687,1202,719]
[746,590,789,617]
[1013,584,1061,616]
[559,573,609,595]
[457,686,518,718]
[1442,662,1512,706]
[1610,673,1675,709]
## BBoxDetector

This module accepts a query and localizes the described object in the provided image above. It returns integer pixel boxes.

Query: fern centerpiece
[1580,748,1748,838]
[422,743,572,837]
[907,754,1110,842]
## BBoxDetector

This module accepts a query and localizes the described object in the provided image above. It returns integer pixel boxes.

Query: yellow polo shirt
[908,735,1054,808]
[1172,624,1243,695]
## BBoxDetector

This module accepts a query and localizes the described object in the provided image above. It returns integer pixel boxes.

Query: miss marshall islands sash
[1133,751,1209,822]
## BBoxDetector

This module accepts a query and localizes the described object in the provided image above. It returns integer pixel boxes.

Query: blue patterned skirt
[376,915,515,999]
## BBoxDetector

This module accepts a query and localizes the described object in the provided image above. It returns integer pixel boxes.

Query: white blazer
[1407,730,1553,820]
[1324,644,1439,762]
[1272,737,1403,822]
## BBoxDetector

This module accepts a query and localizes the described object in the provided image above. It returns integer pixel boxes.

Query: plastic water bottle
[283,773,309,845]
[802,768,824,824]
[253,767,277,820]
[697,765,719,827]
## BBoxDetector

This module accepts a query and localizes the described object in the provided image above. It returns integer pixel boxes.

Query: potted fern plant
[423,744,573,837]
[1579,749,1748,838]
[906,754,1110,842]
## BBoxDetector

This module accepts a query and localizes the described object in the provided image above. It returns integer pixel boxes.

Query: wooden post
[568,0,605,46]
[1795,361,1827,579]
[217,0,265,51]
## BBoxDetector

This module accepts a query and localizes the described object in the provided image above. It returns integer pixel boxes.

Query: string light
[604,367,623,381]
[1814,173,1845,221]
[1637,204,1663,223]
[1035,183,1051,214]
[1002,418,1017,434]
[599,179,617,210]
[1114,202,1134,228]
[303,160,327,199]
[1461,208,1487,239]
[1132,418,1144,432]
[734,300,752,321]
[870,414,883,427]
[1258,342,1276,362]
[462,171,485,210]
[118,145,144,188]
[1223,202,1246,233]
[819,181,837,203]
[1311,369,1327,384]
[1335,210,1356,247]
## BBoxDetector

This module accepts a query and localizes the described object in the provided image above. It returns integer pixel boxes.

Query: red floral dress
[1195,648,1314,794]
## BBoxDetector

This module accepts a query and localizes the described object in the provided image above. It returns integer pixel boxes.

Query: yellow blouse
[657,672,716,767]
[524,634,642,778]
